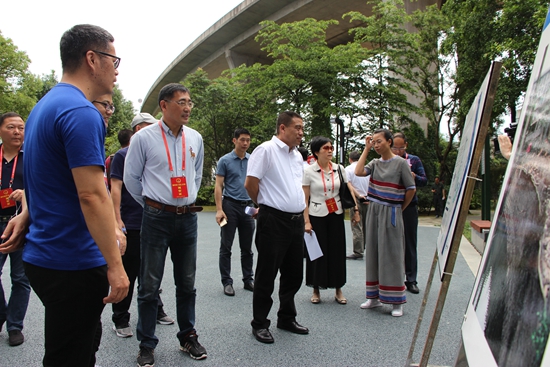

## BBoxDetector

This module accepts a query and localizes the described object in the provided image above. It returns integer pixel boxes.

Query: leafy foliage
[0,31,42,118]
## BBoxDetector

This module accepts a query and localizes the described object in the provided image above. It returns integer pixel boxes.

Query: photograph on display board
[462,8,550,367]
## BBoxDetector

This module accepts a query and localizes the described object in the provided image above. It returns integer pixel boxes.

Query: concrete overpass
[141,0,441,116]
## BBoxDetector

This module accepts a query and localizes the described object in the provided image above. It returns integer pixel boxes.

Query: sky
[1,0,244,111]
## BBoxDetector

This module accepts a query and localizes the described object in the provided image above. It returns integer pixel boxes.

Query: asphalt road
[0,212,477,367]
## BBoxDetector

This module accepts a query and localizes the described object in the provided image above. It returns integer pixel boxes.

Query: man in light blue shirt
[124,83,206,366]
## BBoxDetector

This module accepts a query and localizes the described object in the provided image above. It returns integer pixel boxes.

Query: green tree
[36,70,59,101]
[184,69,273,204]
[232,18,366,140]
[0,31,42,118]
[345,0,420,133]
[489,0,550,123]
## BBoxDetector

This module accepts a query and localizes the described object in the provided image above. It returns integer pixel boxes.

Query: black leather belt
[224,196,253,206]
[145,198,203,214]
[259,205,303,221]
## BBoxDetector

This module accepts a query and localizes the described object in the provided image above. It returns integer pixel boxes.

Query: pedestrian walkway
[0,212,480,367]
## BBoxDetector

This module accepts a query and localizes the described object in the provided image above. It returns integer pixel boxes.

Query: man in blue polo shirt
[0,24,129,367]
[215,128,255,296]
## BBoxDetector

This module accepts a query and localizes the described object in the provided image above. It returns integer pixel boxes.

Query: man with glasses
[391,132,427,294]
[110,113,175,340]
[0,112,30,347]
[92,96,115,127]
[125,83,206,366]
[0,24,129,367]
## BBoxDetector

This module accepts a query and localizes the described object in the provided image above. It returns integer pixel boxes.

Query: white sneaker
[391,304,403,317]
[360,299,382,309]
[112,324,134,338]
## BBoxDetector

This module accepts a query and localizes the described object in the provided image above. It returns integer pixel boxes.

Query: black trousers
[219,199,255,286]
[25,262,108,367]
[251,205,304,330]
[403,204,419,284]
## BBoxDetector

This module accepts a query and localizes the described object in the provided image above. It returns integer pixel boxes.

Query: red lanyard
[320,163,335,197]
[159,121,186,173]
[0,147,19,188]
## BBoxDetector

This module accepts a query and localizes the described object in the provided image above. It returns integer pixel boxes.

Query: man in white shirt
[345,151,370,259]
[245,111,309,344]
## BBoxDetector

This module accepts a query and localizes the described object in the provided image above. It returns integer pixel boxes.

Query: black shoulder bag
[337,165,356,209]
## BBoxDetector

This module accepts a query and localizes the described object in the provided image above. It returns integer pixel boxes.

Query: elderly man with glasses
[125,83,206,366]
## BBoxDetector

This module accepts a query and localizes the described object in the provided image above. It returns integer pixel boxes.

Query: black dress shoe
[406,283,420,294]
[252,328,274,343]
[244,281,254,292]
[276,321,309,334]
[346,253,363,260]
[224,284,235,296]
[8,330,24,346]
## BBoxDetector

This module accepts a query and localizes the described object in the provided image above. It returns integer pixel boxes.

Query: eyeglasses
[321,146,334,151]
[93,100,116,113]
[391,146,406,151]
[164,99,194,108]
[91,50,121,69]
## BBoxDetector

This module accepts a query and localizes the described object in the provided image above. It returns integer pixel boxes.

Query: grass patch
[463,221,472,242]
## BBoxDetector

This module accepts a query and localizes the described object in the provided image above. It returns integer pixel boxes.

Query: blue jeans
[137,204,198,349]
[0,222,31,332]
[219,200,255,286]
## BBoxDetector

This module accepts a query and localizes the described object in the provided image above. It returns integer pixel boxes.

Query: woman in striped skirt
[354,128,416,317]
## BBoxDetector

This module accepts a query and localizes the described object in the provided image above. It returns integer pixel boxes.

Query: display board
[436,63,500,279]
[461,7,550,367]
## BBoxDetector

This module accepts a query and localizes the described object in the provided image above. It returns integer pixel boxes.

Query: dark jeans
[137,204,198,349]
[403,204,419,284]
[251,205,304,330]
[0,246,31,331]
[219,199,255,286]
[112,229,165,327]
[24,262,108,367]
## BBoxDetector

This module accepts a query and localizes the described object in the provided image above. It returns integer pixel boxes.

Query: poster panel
[436,64,498,278]
[462,7,550,367]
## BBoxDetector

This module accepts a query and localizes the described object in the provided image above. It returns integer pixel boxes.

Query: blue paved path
[0,212,477,367]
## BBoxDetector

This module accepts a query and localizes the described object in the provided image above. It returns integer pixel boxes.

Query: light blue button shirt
[124,120,204,207]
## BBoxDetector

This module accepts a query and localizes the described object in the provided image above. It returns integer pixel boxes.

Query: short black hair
[276,111,302,134]
[117,129,133,147]
[349,150,360,161]
[60,24,114,74]
[0,112,23,127]
[373,128,394,147]
[158,83,190,107]
[234,128,251,139]
[298,146,308,161]
[309,136,332,160]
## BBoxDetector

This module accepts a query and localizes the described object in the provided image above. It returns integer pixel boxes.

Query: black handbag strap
[337,165,345,187]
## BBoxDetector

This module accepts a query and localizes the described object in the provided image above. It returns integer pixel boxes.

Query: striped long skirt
[364,201,406,304]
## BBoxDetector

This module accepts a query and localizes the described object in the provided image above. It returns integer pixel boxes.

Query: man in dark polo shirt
[215,128,255,296]
[0,112,30,347]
